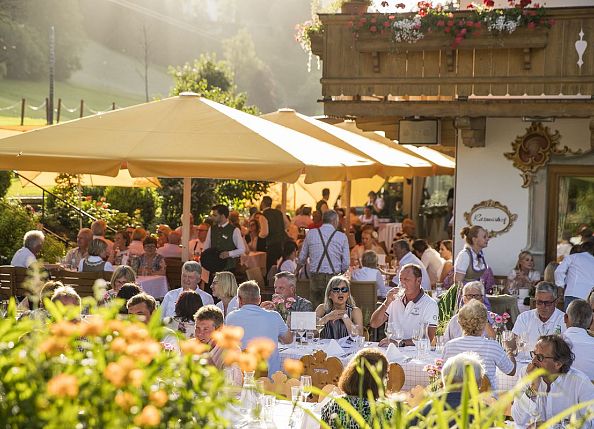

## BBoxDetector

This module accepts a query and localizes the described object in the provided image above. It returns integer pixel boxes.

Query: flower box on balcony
[310,32,324,58]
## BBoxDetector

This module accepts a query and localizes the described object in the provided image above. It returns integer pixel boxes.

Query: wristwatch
[342,313,349,320]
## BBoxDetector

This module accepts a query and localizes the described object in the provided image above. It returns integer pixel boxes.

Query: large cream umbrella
[17,170,161,188]
[0,93,375,260]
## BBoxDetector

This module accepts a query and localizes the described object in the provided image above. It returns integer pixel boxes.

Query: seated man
[64,228,93,270]
[563,299,594,380]
[370,264,438,346]
[225,280,293,376]
[512,281,566,352]
[126,292,178,351]
[51,285,82,320]
[157,231,182,258]
[11,230,44,268]
[260,271,314,313]
[511,335,594,428]
[161,261,214,319]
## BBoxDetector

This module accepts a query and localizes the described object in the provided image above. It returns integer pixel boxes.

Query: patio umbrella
[17,170,161,188]
[0,93,375,260]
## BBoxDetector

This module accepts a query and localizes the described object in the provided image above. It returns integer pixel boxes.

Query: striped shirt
[442,336,514,392]
[298,223,350,274]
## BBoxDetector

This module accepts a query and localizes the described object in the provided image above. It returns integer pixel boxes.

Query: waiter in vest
[203,204,246,276]
[297,210,350,308]
[259,195,288,272]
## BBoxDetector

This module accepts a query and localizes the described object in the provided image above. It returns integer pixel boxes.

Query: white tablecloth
[241,251,267,269]
[138,275,169,298]
[224,400,320,429]
[377,223,402,247]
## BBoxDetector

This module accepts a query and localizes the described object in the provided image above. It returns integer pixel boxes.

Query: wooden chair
[258,371,300,399]
[296,279,311,302]
[318,384,341,402]
[349,280,378,324]
[246,267,265,289]
[52,270,105,298]
[0,266,15,300]
[0,265,29,298]
[300,350,343,399]
[479,375,491,393]
[387,362,405,393]
[164,257,183,290]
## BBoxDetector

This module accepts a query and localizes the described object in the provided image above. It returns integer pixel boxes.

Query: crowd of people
[8,189,594,428]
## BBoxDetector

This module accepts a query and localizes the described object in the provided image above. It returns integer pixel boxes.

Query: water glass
[291,385,302,403]
[435,335,445,353]
[305,330,314,345]
[260,395,276,422]
[417,338,430,358]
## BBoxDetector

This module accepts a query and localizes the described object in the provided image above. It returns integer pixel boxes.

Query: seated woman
[321,349,392,428]
[438,239,453,283]
[443,281,496,342]
[111,230,131,266]
[128,227,147,256]
[351,250,389,299]
[276,240,298,274]
[167,290,203,338]
[350,227,385,266]
[78,238,114,272]
[316,276,363,339]
[131,236,166,276]
[211,271,239,316]
[442,300,515,392]
[507,251,541,294]
[105,265,136,301]
[245,218,266,252]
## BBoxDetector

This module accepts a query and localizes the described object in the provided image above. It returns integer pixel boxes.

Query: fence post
[20,98,25,126]
[56,98,62,123]
[79,99,84,118]
[45,97,49,125]
[112,102,116,110]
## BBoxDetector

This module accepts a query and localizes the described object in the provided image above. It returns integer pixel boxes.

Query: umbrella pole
[281,182,287,215]
[181,177,191,262]
[345,180,352,234]
[77,176,82,230]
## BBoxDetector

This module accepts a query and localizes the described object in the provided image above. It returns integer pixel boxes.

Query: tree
[160,54,269,226]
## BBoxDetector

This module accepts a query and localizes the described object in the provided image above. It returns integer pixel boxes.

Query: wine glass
[502,330,515,355]
[300,375,312,402]
[296,321,306,348]
[412,327,422,358]
[393,327,404,349]
[385,322,394,343]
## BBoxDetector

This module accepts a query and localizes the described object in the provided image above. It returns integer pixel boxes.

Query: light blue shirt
[225,304,288,375]
[298,223,350,274]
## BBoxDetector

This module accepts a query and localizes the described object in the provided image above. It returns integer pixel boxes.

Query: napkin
[386,343,408,364]
[337,336,355,348]
[325,339,345,356]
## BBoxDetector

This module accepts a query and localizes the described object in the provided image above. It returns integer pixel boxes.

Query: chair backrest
[259,371,301,399]
[246,267,265,289]
[12,266,29,297]
[0,265,15,300]
[53,269,104,298]
[300,350,343,397]
[164,257,183,290]
[480,374,491,392]
[349,280,378,323]
[318,384,341,402]
[387,363,405,393]
[296,279,311,302]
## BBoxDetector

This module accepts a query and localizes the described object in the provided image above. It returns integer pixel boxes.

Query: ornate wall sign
[463,199,518,237]
[504,122,581,188]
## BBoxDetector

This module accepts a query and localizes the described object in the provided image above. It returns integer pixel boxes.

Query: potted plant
[341,0,372,15]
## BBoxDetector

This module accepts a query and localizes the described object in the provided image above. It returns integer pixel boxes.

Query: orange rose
[121,325,150,343]
[149,390,168,408]
[212,325,244,350]
[50,320,80,337]
[223,349,241,367]
[104,362,127,387]
[246,337,276,360]
[128,369,144,388]
[237,353,258,372]
[125,340,161,363]
[115,391,136,411]
[39,338,69,356]
[79,316,105,337]
[179,340,209,356]
[110,337,127,353]
[47,374,79,398]
[134,405,161,427]
[283,359,304,378]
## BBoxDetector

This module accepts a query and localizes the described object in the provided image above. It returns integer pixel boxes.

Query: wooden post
[79,99,84,118]
[345,180,352,233]
[20,98,25,126]
[45,97,49,125]
[281,182,287,215]
[112,102,116,110]
[56,98,62,123]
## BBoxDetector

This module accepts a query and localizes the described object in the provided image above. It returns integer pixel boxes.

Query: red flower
[447,20,454,27]
[370,17,377,23]
[383,21,390,27]
[444,27,451,33]
[396,3,406,8]
[527,22,536,29]
[484,0,495,6]
[466,3,474,8]
[370,25,377,32]
[436,20,445,27]
[474,21,482,28]
[388,15,395,19]
[460,28,467,35]
[418,9,427,17]
[466,20,475,27]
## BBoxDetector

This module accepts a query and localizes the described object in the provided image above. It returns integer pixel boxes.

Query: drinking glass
[412,327,423,358]
[435,335,445,353]
[296,321,306,348]
[305,330,314,345]
[393,327,404,348]
[291,385,302,403]
[502,330,515,354]
[0,300,8,318]
[385,322,394,342]
[300,375,312,402]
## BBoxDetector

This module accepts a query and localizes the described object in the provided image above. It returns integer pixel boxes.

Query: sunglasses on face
[535,299,557,307]
[331,287,349,294]
[530,351,556,362]
[464,294,483,299]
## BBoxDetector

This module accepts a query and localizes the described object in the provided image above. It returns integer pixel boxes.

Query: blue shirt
[225,304,288,375]
[298,223,350,274]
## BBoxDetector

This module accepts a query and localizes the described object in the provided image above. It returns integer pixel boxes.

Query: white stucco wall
[453,118,591,276]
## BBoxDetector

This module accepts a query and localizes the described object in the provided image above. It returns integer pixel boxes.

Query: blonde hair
[458,299,487,336]
[51,285,81,307]
[460,225,486,246]
[213,271,238,299]
[110,265,136,290]
[323,276,356,313]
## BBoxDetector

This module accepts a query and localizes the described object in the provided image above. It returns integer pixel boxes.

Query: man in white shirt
[563,299,594,380]
[370,263,438,346]
[412,239,444,287]
[512,282,567,352]
[202,204,246,274]
[391,239,430,290]
[157,231,182,258]
[511,335,594,428]
[11,230,44,268]
[554,241,594,310]
[161,261,214,319]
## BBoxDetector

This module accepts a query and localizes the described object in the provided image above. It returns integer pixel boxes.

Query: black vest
[211,223,238,270]
[263,208,287,245]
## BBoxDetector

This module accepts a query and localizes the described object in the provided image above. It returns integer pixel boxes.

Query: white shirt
[511,366,594,428]
[11,247,36,268]
[443,336,514,392]
[77,256,114,272]
[160,287,214,319]
[454,245,486,275]
[359,214,378,228]
[157,243,182,258]
[421,248,444,286]
[563,327,594,380]
[507,269,541,283]
[554,251,594,299]
[557,242,572,260]
[351,266,388,298]
[203,221,246,258]
[279,259,297,274]
[215,295,239,316]
[512,308,567,352]
[396,252,431,290]
[385,291,438,339]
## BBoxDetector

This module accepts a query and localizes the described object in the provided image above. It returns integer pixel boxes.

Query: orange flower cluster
[211,325,244,350]
[222,336,276,373]
[114,391,136,411]
[104,356,140,388]
[47,373,79,398]
[283,359,304,378]
[39,337,69,356]
[179,340,209,356]
[134,404,161,427]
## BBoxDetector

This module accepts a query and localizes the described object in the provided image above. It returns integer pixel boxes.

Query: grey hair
[462,281,485,295]
[566,299,593,330]
[441,352,485,386]
[24,230,44,249]
[274,271,297,289]
[182,260,202,276]
[535,281,558,299]
[322,210,338,225]
[237,280,261,304]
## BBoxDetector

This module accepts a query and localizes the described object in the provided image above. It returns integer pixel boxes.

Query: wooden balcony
[317,7,594,119]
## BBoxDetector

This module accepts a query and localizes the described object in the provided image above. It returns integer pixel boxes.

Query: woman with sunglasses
[316,276,363,340]
[443,281,496,342]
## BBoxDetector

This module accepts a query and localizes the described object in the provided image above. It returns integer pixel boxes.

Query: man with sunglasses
[511,335,594,428]
[512,282,567,353]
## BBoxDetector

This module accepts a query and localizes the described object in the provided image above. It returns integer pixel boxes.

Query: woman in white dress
[507,251,541,294]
